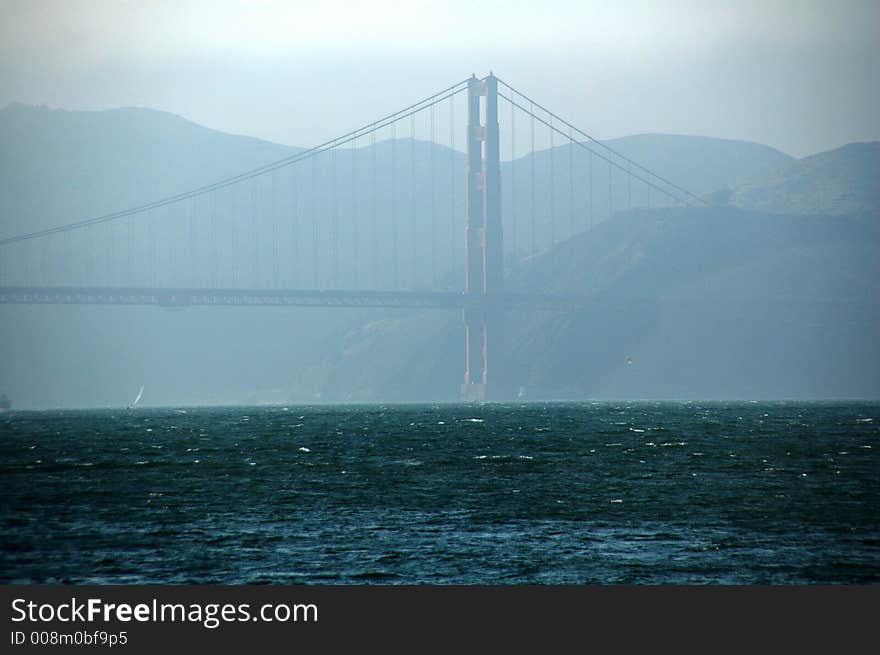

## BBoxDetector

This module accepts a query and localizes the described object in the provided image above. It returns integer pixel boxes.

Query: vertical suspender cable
[252,176,259,287]
[311,154,318,288]
[530,102,535,254]
[627,161,631,211]
[589,146,593,230]
[210,189,216,287]
[291,166,298,287]
[430,102,435,285]
[171,206,176,287]
[127,215,134,286]
[22,240,29,287]
[231,184,237,287]
[391,122,398,289]
[569,127,574,240]
[608,159,612,222]
[331,145,338,288]
[450,95,455,282]
[105,223,111,287]
[371,130,377,288]
[410,113,416,289]
[351,136,358,289]
[272,170,278,288]
[549,115,555,246]
[510,94,516,263]
[190,195,197,287]
[150,207,157,288]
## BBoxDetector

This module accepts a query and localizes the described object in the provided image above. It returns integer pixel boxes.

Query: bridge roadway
[0,286,587,312]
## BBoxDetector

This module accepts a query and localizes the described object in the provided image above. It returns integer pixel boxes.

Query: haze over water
[2,401,877,584]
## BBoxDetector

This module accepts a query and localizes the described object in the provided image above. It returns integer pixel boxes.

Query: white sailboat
[128,385,144,410]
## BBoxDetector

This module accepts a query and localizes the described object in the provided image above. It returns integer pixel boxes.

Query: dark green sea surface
[1,402,877,584]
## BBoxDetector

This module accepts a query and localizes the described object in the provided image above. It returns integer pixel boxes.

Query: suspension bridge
[0,73,704,401]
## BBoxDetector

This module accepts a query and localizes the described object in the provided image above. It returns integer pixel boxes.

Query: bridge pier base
[460,382,486,402]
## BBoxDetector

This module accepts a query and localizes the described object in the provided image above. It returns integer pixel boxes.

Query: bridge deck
[0,286,586,311]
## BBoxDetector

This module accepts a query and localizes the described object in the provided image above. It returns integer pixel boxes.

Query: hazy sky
[1,0,878,157]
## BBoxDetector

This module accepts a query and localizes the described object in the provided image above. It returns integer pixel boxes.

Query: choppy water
[1,402,877,584]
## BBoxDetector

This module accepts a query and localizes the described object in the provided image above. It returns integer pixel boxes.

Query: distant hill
[1,103,795,259]
[600,133,793,195]
[503,133,793,257]
[310,207,879,401]
[0,102,301,237]
[275,139,880,402]
[721,141,880,216]
[0,102,873,406]
[506,207,879,399]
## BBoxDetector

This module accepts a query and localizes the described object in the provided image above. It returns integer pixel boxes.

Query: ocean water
[1,402,877,584]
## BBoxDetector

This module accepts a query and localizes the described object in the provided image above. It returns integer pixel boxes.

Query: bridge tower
[461,73,504,402]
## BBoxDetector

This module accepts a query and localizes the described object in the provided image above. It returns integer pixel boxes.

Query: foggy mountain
[722,141,880,216]
[305,144,880,402]
[302,207,880,401]
[0,103,875,406]
[0,103,302,237]
[507,207,879,399]
[0,103,792,259]
[587,133,793,196]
